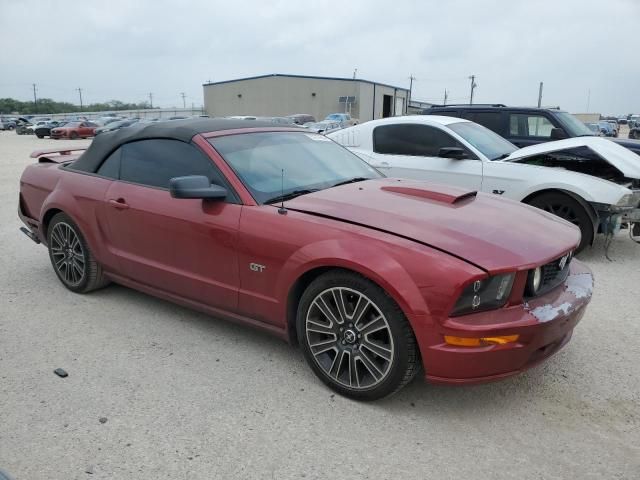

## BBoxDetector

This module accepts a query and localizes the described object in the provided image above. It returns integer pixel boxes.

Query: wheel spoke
[331,289,349,324]
[362,339,393,362]
[313,297,340,326]
[50,222,86,286]
[359,315,386,336]
[348,351,359,388]
[306,319,334,336]
[358,350,383,381]
[351,296,370,327]
[329,349,346,379]
[309,337,337,356]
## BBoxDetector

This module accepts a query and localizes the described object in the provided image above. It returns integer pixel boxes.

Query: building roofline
[202,73,409,92]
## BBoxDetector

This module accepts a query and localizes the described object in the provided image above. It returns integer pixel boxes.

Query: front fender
[276,238,430,318]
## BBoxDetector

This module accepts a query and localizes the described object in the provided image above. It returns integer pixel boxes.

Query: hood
[504,137,640,179]
[611,137,640,154]
[284,179,579,273]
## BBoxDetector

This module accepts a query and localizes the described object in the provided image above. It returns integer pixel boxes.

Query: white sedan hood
[504,137,640,179]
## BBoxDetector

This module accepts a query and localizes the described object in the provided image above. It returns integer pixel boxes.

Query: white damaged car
[329,116,640,252]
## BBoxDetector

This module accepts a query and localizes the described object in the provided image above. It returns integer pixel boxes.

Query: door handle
[108,198,129,209]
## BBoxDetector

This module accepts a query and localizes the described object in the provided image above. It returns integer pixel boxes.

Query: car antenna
[278,169,287,215]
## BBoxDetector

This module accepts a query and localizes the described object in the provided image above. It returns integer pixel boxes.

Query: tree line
[0,98,155,115]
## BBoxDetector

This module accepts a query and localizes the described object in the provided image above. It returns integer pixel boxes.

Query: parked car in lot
[51,121,98,139]
[303,120,342,134]
[325,113,357,127]
[598,121,617,137]
[585,122,603,136]
[287,113,316,125]
[17,118,593,400]
[35,121,67,138]
[423,105,640,155]
[94,118,138,135]
[329,116,640,252]
[0,117,17,130]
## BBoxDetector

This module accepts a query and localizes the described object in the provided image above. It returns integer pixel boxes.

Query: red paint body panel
[17,129,593,385]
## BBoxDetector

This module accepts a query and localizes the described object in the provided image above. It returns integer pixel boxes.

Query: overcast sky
[1,0,638,114]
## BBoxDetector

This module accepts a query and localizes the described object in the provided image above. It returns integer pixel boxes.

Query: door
[367,123,483,190]
[99,138,242,311]
[508,113,561,148]
[382,95,392,118]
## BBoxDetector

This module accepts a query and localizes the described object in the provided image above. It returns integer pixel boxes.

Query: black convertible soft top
[71,118,281,173]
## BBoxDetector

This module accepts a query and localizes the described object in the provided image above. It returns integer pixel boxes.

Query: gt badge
[492,190,505,195]
[249,263,265,273]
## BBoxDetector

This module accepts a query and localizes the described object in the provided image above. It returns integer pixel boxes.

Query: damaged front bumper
[419,260,593,385]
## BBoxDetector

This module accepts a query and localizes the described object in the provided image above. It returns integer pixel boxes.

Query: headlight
[616,194,635,207]
[450,273,515,316]
[528,267,543,295]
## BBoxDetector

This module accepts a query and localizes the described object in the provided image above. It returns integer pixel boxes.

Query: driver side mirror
[169,175,227,200]
[438,147,468,160]
[550,127,568,140]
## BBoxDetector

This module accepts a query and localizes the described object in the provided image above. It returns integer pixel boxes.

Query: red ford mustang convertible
[18,119,593,400]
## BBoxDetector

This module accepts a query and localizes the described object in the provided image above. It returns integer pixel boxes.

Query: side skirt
[105,271,289,342]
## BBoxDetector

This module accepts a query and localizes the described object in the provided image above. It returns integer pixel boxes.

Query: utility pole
[180,92,186,109]
[352,68,357,79]
[537,82,544,108]
[468,75,477,105]
[443,89,448,105]
[77,87,83,110]
[408,74,416,103]
[32,83,38,113]
[148,92,153,108]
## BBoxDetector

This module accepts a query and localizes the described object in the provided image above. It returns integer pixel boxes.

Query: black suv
[422,104,640,155]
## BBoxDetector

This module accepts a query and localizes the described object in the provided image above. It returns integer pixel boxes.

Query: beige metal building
[202,74,410,122]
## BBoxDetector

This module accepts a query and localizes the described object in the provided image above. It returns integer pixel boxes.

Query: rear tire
[526,192,594,253]
[70,131,78,139]
[297,270,420,400]
[47,213,110,293]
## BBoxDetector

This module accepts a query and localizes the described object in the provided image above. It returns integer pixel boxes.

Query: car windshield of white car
[449,121,518,160]
[209,132,381,204]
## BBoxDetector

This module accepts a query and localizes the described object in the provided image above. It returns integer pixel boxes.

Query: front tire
[526,192,594,253]
[70,131,78,139]
[47,213,109,293]
[297,270,419,400]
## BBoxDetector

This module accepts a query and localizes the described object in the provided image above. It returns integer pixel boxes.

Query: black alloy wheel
[47,213,109,293]
[297,270,419,400]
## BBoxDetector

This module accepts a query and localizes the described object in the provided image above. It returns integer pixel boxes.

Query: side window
[509,114,554,138]
[96,148,121,179]
[465,112,503,134]
[373,124,467,157]
[119,139,235,199]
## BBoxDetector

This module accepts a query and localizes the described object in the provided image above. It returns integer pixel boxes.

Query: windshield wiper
[332,177,369,187]
[264,189,319,205]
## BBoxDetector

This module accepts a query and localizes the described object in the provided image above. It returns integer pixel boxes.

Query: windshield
[448,121,518,160]
[555,111,593,136]
[326,114,343,120]
[209,132,381,204]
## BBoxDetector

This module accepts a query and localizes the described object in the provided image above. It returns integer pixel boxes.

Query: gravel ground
[0,130,639,480]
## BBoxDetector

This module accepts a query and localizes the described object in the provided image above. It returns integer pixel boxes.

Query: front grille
[541,255,571,292]
[526,253,572,298]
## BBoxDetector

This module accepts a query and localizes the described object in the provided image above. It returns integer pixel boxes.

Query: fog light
[444,335,520,347]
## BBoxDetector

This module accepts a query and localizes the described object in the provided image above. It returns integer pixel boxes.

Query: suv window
[509,114,554,138]
[373,124,468,157]
[463,111,503,134]
[98,139,235,201]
